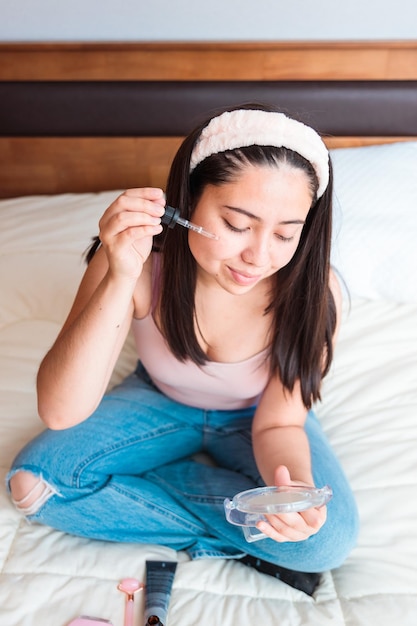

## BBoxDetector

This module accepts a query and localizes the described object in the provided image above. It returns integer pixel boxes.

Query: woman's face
[188,163,314,295]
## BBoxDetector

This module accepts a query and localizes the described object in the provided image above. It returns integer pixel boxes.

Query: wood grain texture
[1,41,417,81]
[0,137,183,197]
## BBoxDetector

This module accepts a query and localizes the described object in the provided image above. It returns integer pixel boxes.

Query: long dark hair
[87,103,336,408]
[157,103,336,409]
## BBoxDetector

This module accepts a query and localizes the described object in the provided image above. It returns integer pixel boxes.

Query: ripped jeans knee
[8,470,57,517]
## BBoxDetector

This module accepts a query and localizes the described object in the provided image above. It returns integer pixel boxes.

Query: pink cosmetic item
[117,577,145,626]
[68,617,114,626]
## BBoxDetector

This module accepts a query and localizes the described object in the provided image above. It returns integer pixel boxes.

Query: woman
[8,104,359,595]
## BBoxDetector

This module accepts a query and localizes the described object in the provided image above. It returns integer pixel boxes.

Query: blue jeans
[7,362,358,571]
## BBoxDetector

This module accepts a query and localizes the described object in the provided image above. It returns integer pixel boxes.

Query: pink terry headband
[189,109,330,198]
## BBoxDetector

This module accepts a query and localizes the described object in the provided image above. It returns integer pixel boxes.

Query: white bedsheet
[1,191,417,625]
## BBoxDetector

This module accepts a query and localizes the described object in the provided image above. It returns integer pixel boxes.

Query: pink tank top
[130,256,270,410]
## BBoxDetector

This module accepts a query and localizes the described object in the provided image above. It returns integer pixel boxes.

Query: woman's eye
[223,219,248,233]
[275,233,295,242]
[223,217,296,242]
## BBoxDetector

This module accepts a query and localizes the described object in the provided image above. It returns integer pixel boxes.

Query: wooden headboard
[1,41,417,198]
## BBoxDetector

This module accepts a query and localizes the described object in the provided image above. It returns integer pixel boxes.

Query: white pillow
[330,141,417,302]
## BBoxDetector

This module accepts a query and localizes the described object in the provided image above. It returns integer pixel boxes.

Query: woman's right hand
[37,187,166,428]
[98,187,165,281]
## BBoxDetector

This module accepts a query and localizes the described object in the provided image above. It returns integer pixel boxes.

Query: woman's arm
[252,377,313,486]
[252,376,326,543]
[250,270,343,542]
[36,188,165,430]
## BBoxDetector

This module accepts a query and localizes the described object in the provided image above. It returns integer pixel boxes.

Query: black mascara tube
[144,560,177,626]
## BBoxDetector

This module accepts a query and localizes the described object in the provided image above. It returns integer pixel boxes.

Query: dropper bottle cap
[146,616,163,625]
[161,205,180,229]
[161,206,218,240]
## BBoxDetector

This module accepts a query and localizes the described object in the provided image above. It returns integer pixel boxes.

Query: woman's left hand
[256,466,327,543]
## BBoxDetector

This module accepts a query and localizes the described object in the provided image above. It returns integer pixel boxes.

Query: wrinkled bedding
[1,189,417,625]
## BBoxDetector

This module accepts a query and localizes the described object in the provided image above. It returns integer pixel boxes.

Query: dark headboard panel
[2,80,417,138]
[1,42,417,198]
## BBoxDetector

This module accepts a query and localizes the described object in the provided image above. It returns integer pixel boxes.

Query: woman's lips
[228,266,262,286]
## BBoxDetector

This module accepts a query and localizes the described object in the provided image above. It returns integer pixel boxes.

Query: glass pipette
[161,205,218,240]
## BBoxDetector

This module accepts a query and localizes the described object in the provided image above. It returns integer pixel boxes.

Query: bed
[1,41,417,626]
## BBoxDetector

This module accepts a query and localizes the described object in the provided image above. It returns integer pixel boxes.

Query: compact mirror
[224,485,332,542]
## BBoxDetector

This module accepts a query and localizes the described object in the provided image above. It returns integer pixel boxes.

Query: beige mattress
[1,141,417,625]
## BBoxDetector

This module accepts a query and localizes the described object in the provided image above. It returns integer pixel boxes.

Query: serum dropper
[161,205,218,240]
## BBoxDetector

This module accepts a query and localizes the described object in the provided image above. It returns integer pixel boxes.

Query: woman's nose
[241,234,271,266]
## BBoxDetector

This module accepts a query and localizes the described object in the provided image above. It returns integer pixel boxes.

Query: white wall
[1,0,417,41]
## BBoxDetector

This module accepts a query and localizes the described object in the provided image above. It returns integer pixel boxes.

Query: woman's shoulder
[329,268,342,306]
[329,267,342,340]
